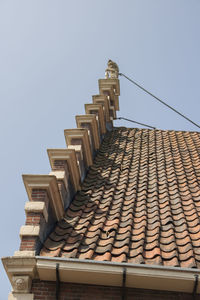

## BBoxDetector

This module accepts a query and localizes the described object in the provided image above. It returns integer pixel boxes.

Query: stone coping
[22,175,64,221]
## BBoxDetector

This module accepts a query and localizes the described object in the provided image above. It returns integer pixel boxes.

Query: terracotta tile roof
[40,127,200,268]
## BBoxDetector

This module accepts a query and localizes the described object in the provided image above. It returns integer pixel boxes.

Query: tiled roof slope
[40,127,200,268]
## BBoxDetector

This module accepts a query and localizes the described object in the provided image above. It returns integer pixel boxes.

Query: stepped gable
[40,127,200,268]
[3,61,200,298]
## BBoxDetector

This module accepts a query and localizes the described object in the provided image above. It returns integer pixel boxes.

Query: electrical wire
[116,117,156,129]
[119,72,200,130]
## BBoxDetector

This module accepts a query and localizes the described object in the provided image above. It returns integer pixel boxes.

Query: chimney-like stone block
[48,149,81,195]
[67,145,86,181]
[76,114,100,151]
[99,79,120,112]
[84,103,106,136]
[23,175,64,221]
[18,175,64,254]
[64,129,93,169]
[92,94,111,123]
[49,170,71,210]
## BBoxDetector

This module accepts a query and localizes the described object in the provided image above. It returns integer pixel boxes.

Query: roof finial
[105,59,119,79]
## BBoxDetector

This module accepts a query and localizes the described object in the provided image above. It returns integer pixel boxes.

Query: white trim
[36,257,200,294]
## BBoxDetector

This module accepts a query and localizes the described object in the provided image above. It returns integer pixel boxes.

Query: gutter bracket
[122,267,126,300]
[193,274,199,300]
[56,263,60,300]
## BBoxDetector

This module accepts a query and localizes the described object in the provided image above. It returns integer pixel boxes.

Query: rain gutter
[36,256,200,294]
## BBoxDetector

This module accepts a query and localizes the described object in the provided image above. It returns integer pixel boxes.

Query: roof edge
[11,62,120,259]
[35,256,200,293]
[2,255,200,295]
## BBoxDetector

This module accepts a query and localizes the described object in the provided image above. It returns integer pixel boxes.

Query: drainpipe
[56,263,60,300]
[193,275,199,300]
[122,267,126,300]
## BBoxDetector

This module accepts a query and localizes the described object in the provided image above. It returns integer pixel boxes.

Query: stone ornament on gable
[105,59,119,79]
[14,278,26,291]
[12,275,31,293]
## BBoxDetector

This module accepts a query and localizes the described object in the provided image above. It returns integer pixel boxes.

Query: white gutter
[36,256,200,294]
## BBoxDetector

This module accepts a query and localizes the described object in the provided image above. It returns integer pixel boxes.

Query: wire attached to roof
[119,72,200,130]
[116,117,156,129]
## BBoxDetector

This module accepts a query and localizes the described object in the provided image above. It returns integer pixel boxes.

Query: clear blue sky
[1,0,200,298]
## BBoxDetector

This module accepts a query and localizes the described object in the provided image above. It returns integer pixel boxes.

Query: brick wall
[20,189,56,254]
[20,236,38,251]
[19,189,46,252]
[31,280,197,300]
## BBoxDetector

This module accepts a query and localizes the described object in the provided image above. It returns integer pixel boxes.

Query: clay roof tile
[40,127,200,268]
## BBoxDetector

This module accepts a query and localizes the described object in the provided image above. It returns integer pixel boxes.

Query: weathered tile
[39,128,200,269]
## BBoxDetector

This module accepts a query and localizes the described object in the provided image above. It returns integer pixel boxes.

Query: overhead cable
[116,117,156,129]
[119,72,200,130]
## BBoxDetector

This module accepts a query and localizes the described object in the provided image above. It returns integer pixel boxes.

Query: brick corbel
[47,148,81,192]
[24,202,48,222]
[84,103,106,135]
[99,78,120,111]
[92,95,111,123]
[64,128,93,169]
[2,256,36,299]
[22,175,64,222]
[76,114,100,151]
